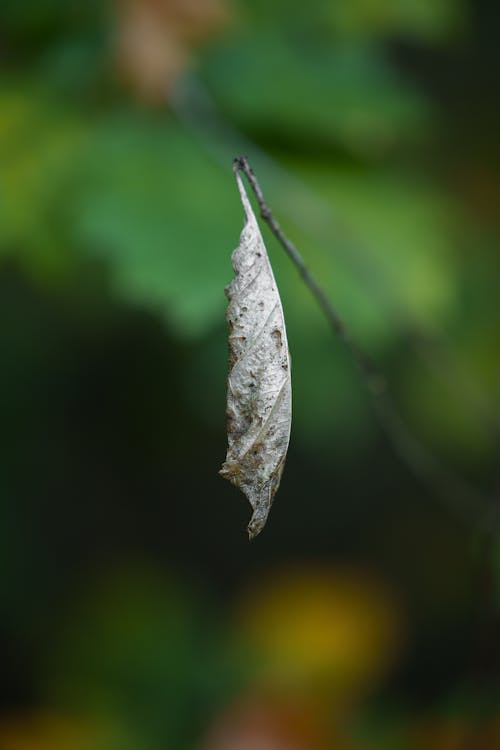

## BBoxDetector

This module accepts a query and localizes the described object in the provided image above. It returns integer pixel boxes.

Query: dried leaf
[220,172,292,539]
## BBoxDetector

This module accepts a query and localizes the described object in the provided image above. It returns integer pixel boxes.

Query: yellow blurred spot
[237,566,403,697]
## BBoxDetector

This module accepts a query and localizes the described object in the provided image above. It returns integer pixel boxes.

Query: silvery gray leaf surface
[220,172,292,539]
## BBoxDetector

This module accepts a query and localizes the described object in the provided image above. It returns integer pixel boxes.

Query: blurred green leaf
[0,94,238,337]
[75,114,240,337]
[202,33,430,157]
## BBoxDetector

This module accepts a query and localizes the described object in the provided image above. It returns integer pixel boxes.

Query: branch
[172,78,499,445]
[233,156,497,530]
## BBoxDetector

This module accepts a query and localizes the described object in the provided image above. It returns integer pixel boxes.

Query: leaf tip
[247,507,269,541]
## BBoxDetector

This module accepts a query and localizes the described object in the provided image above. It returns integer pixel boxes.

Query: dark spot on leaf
[271,328,282,347]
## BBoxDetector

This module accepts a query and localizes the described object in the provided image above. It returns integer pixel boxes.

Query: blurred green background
[1,1,499,748]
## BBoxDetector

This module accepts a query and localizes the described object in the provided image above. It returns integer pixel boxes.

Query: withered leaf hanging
[220,171,292,539]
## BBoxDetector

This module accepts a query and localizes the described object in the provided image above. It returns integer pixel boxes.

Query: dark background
[0,1,499,748]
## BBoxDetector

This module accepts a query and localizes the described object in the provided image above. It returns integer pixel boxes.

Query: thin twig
[172,77,499,447]
[234,155,496,529]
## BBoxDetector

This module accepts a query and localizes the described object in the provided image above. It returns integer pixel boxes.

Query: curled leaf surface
[220,172,292,539]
